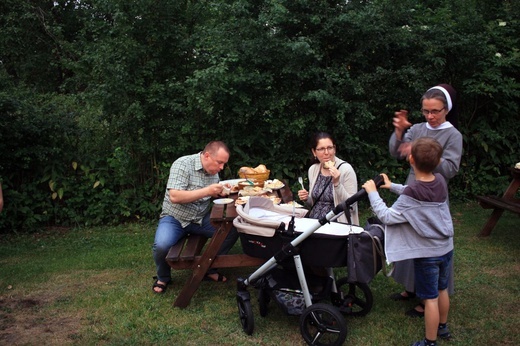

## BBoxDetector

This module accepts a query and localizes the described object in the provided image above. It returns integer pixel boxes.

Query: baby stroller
[234,177,383,346]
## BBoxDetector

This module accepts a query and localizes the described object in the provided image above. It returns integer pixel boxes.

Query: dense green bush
[0,0,518,232]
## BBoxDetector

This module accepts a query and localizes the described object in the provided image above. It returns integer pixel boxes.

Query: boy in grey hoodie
[363,137,453,346]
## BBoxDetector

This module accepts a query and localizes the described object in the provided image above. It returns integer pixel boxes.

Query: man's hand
[219,183,232,196]
[208,183,225,198]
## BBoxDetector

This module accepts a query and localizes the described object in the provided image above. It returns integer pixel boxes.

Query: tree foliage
[0,0,518,232]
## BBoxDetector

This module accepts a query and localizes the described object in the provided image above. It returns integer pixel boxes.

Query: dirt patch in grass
[0,269,133,345]
[0,294,83,345]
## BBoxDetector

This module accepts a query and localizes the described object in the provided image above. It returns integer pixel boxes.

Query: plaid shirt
[160,152,219,227]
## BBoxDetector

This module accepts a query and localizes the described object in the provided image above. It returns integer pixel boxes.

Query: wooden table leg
[173,221,232,308]
[479,208,505,237]
[478,169,520,237]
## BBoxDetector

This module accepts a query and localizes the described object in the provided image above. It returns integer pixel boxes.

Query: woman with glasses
[388,84,462,319]
[390,84,462,184]
[297,131,359,225]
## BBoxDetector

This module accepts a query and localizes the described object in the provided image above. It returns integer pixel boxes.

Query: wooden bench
[476,196,520,214]
[166,234,208,269]
[476,168,520,236]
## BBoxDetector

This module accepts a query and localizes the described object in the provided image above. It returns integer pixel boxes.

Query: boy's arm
[367,191,408,225]
[362,173,391,193]
[362,175,407,225]
[389,183,406,195]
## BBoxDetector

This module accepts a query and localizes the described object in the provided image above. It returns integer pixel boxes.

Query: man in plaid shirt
[152,141,238,294]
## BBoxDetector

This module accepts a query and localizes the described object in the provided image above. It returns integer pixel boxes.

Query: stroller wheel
[237,293,254,335]
[299,303,347,346]
[335,277,373,317]
[258,288,270,317]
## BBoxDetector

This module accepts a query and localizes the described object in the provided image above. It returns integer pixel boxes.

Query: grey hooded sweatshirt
[367,183,454,263]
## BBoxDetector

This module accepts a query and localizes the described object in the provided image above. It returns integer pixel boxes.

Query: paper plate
[263,179,285,190]
[213,198,234,205]
[220,178,246,185]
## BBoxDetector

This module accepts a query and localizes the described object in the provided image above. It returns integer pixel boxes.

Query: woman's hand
[397,142,412,157]
[298,189,309,201]
[393,109,411,140]
[328,166,341,186]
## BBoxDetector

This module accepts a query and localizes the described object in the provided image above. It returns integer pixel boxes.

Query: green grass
[0,201,518,345]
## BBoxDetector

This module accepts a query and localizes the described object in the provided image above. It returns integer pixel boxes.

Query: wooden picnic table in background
[476,167,520,237]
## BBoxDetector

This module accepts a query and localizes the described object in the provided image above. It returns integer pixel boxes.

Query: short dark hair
[411,137,443,173]
[203,141,229,156]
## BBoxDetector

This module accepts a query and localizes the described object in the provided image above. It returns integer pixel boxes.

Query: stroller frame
[236,176,383,346]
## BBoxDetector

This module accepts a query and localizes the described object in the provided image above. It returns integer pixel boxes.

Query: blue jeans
[414,250,453,300]
[152,213,238,283]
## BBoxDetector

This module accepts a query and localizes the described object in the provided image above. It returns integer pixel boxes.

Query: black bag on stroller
[346,217,385,284]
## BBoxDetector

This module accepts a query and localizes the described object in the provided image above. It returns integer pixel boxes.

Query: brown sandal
[152,277,169,294]
[203,272,227,282]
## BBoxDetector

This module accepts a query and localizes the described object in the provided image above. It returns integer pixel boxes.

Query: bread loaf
[239,166,256,175]
[254,164,267,173]
[323,160,335,169]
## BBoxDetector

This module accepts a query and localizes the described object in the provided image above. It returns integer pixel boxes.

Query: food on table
[235,195,280,206]
[269,196,282,205]
[254,164,268,173]
[239,186,268,196]
[238,166,257,175]
[238,164,269,176]
[238,180,262,189]
[281,201,304,208]
[264,179,284,189]
[235,196,250,205]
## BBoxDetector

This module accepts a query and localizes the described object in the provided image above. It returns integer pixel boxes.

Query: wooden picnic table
[476,167,520,237]
[166,182,294,308]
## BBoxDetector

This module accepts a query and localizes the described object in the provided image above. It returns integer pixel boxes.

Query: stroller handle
[333,174,384,216]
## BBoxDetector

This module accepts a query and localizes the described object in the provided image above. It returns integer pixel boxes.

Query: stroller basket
[260,266,334,316]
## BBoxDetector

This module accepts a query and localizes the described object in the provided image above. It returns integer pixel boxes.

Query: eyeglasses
[421,107,445,116]
[315,146,335,153]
